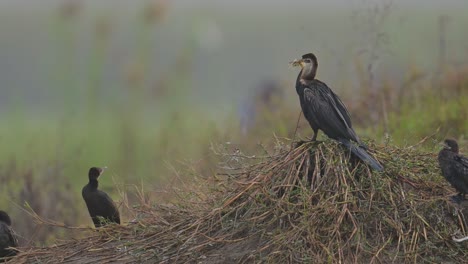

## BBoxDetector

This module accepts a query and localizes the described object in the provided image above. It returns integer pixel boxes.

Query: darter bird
[0,211,18,258]
[291,53,383,171]
[438,139,468,203]
[82,167,121,227]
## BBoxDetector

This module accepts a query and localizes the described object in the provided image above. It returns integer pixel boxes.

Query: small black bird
[0,211,18,258]
[82,167,120,227]
[438,139,468,203]
[291,53,383,171]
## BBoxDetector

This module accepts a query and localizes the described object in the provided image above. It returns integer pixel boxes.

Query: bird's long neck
[300,62,317,81]
[88,178,99,190]
[296,69,315,92]
[295,72,305,94]
[0,216,11,226]
[439,149,455,160]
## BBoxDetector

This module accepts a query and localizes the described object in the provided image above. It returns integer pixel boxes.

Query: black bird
[291,53,383,171]
[0,211,18,258]
[438,139,468,203]
[82,167,120,227]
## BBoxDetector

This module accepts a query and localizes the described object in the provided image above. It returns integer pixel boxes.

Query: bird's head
[290,53,318,80]
[442,139,459,153]
[88,166,106,181]
[290,53,317,68]
[0,210,12,226]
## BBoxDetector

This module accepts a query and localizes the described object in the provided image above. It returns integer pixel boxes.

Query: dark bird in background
[239,79,284,135]
[438,139,468,203]
[291,53,383,171]
[82,167,121,227]
[0,211,18,258]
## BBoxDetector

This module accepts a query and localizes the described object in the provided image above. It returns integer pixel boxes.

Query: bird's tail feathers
[338,139,383,172]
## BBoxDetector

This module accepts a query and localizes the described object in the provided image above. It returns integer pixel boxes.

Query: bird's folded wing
[455,155,468,170]
[304,86,357,141]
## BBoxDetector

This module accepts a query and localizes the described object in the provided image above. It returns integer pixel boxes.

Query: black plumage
[0,211,18,258]
[438,139,468,203]
[82,167,120,227]
[291,53,383,171]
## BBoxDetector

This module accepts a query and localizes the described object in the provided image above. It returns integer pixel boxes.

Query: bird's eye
[304,59,311,63]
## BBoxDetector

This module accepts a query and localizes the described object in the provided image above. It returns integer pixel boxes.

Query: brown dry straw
[9,140,468,263]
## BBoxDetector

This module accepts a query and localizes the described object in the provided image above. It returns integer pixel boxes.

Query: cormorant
[82,167,121,227]
[438,139,468,203]
[0,211,18,258]
[291,53,383,171]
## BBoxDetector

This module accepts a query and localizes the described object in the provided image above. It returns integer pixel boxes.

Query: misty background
[1,0,467,115]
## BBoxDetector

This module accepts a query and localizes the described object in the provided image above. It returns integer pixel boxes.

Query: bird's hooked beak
[439,142,451,150]
[99,166,108,175]
[289,58,305,68]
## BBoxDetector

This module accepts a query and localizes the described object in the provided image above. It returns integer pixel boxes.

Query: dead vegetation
[7,139,468,263]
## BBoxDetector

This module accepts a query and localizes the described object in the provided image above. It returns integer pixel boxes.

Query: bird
[438,139,468,203]
[290,53,383,171]
[82,167,121,227]
[239,79,284,135]
[0,211,18,258]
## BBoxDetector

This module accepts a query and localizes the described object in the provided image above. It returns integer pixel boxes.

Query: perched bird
[438,139,468,203]
[290,53,383,171]
[0,211,18,258]
[82,167,120,227]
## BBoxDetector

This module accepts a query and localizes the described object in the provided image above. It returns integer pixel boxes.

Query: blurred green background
[0,0,467,246]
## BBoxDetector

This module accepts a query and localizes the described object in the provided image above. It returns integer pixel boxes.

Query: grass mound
[11,140,468,263]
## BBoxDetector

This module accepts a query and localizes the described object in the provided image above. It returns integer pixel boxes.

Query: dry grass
[8,139,468,263]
